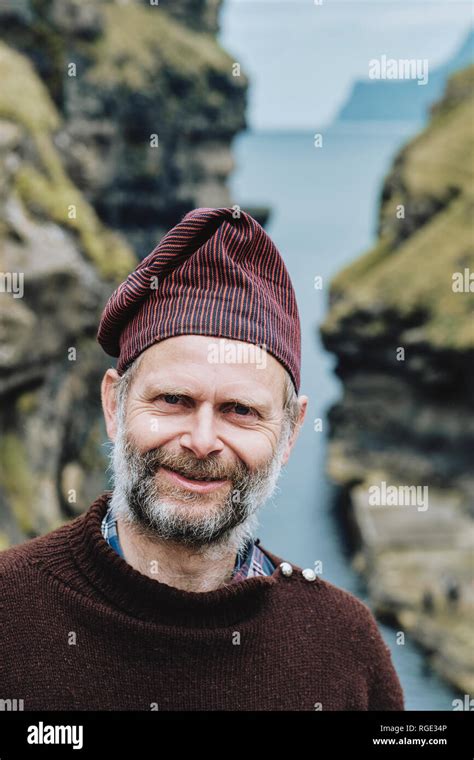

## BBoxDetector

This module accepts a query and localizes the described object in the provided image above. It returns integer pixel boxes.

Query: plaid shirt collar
[101,504,275,582]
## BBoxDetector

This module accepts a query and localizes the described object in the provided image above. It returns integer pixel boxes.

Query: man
[0,207,404,710]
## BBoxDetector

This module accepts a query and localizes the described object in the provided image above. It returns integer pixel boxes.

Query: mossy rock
[86,3,238,91]
[0,433,36,535]
[0,41,136,282]
[15,390,40,416]
[323,64,474,353]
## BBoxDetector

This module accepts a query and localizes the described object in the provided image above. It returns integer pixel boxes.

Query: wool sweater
[0,492,405,711]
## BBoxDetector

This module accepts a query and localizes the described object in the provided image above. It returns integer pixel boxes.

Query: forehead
[134,335,286,402]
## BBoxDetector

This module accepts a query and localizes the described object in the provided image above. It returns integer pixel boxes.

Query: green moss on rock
[0,434,35,535]
[86,4,235,90]
[0,41,136,282]
[16,391,40,416]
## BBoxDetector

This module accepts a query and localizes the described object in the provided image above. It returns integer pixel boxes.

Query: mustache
[136,445,249,483]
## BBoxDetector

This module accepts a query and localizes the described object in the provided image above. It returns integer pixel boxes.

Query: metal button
[279,561,293,577]
[302,568,317,581]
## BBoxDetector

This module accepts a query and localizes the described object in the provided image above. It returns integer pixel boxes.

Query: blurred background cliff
[0,0,472,709]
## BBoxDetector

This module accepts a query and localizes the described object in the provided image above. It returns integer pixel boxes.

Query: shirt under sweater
[0,492,405,711]
[101,503,276,580]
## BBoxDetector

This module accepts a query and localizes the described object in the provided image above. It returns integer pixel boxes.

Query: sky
[220,0,473,129]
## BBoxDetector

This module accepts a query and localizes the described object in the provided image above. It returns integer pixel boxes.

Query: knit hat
[97,207,301,392]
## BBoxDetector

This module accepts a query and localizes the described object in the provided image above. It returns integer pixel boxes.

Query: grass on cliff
[324,65,474,351]
[392,66,474,202]
[0,42,136,282]
[86,3,240,90]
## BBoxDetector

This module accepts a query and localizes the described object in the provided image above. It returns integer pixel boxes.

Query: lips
[169,470,219,482]
[160,466,230,494]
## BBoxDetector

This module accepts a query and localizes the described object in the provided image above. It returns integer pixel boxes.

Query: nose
[179,403,224,459]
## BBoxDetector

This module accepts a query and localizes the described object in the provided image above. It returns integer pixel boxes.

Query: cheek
[126,410,171,450]
[223,428,276,469]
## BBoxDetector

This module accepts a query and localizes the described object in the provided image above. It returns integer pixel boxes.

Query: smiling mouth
[160,466,227,483]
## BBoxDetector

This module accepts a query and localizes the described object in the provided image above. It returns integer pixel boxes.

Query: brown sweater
[0,492,404,711]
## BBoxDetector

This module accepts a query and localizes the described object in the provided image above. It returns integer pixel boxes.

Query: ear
[101,369,120,441]
[280,395,308,467]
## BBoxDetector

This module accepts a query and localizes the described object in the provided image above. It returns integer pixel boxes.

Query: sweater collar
[100,502,276,581]
[67,492,287,628]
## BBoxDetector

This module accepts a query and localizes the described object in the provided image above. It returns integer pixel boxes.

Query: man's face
[103,336,303,549]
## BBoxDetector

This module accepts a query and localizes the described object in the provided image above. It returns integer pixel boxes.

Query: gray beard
[108,413,290,554]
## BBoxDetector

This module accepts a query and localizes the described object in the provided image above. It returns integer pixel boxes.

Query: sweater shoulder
[301,574,382,636]
[308,574,390,650]
[262,544,393,664]
[305,573,377,623]
[262,543,379,627]
[0,513,84,578]
[274,557,400,690]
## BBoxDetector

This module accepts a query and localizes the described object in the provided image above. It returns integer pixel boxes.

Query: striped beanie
[97,207,301,392]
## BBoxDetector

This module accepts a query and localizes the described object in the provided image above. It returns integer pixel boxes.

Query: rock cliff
[0,0,247,253]
[321,65,474,694]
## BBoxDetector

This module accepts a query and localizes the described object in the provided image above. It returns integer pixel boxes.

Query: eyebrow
[142,383,273,415]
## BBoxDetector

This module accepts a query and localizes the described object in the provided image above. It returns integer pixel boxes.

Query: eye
[234,403,252,416]
[155,394,185,406]
[226,403,259,418]
[164,394,182,405]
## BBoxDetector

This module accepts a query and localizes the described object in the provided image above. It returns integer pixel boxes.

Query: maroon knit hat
[97,207,301,392]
